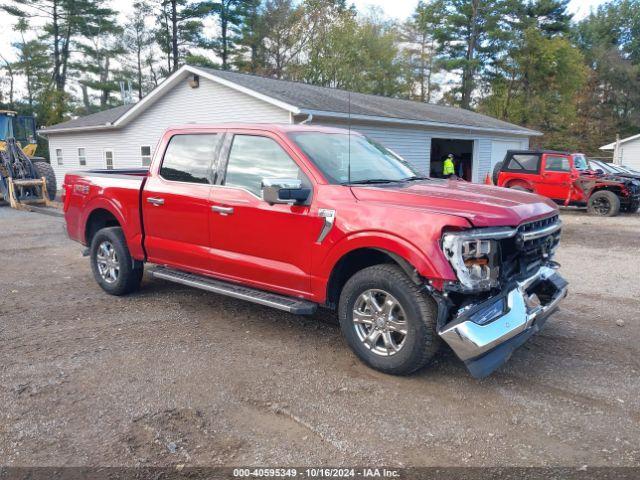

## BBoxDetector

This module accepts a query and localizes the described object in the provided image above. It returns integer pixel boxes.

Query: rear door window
[160,134,220,184]
[505,154,540,173]
[545,156,570,172]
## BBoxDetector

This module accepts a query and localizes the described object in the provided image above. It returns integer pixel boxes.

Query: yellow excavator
[0,110,57,209]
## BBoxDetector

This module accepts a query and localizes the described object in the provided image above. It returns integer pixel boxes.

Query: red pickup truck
[494,150,640,216]
[63,124,568,378]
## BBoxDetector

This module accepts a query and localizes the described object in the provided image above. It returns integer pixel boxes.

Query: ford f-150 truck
[63,124,568,378]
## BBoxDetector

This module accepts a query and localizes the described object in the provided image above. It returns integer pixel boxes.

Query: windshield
[0,116,11,141]
[609,164,631,174]
[573,154,589,170]
[288,132,420,184]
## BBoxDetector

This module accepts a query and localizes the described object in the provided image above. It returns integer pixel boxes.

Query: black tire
[338,264,440,375]
[492,161,503,185]
[32,160,57,201]
[90,226,143,296]
[587,190,620,217]
[509,185,530,192]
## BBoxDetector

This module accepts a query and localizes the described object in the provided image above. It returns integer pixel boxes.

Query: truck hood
[350,179,558,228]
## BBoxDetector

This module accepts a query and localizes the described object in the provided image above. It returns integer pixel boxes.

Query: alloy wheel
[592,197,611,215]
[352,289,408,356]
[96,240,120,284]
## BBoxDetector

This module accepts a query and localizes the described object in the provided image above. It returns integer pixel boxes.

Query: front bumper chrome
[438,266,568,375]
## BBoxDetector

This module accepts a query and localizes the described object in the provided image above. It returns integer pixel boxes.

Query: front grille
[500,214,561,280]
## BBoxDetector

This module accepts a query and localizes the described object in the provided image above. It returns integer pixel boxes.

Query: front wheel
[32,160,57,201]
[587,190,620,217]
[90,227,143,295]
[338,264,440,375]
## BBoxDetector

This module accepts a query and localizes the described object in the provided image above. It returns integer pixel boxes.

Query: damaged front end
[434,214,568,378]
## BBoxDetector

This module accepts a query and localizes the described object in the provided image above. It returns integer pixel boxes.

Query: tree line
[1,0,639,155]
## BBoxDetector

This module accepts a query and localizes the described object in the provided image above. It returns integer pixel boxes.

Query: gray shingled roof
[202,68,538,135]
[41,66,538,135]
[40,104,134,132]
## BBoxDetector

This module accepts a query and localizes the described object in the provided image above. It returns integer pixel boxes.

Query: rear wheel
[509,185,530,192]
[90,226,143,295]
[32,160,57,201]
[587,190,620,217]
[338,264,440,375]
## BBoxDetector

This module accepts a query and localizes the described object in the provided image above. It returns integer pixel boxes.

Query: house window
[105,150,114,170]
[55,148,63,165]
[78,148,86,166]
[141,146,152,166]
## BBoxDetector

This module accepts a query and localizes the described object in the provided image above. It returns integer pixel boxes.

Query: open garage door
[430,138,474,181]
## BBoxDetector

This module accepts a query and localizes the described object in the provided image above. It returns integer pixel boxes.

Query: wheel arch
[84,207,122,247]
[504,179,533,191]
[322,233,453,308]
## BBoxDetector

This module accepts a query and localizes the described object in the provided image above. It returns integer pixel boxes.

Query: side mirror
[262,178,310,205]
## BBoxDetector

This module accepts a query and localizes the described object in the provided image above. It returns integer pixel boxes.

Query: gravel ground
[1,207,639,467]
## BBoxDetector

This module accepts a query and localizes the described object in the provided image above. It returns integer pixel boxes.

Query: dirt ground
[1,207,639,468]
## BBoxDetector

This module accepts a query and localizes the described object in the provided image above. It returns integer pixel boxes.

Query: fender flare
[81,197,128,244]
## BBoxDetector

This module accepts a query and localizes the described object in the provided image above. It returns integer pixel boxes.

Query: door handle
[147,197,165,206]
[212,205,234,215]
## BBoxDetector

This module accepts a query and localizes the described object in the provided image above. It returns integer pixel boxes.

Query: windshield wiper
[401,176,430,182]
[343,178,398,185]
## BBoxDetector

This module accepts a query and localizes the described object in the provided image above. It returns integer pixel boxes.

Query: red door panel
[208,186,320,296]
[142,177,213,274]
[537,154,572,200]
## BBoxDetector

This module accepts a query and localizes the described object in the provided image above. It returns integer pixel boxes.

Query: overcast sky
[0,0,608,65]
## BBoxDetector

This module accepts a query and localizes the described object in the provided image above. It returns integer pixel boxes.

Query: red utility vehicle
[63,125,568,378]
[494,150,640,216]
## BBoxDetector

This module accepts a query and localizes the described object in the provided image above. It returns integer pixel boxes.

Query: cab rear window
[505,154,540,172]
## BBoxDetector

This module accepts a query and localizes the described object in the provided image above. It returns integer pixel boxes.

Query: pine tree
[123,1,156,100]
[434,0,512,109]
[403,0,444,102]
[13,19,50,110]
[73,1,124,112]
[155,0,207,73]
[202,0,244,70]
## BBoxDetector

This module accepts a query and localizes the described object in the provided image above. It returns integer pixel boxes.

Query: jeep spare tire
[492,161,503,185]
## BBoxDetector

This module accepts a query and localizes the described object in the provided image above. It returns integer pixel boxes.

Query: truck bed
[63,168,149,260]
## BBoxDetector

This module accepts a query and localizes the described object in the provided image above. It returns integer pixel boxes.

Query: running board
[151,267,317,315]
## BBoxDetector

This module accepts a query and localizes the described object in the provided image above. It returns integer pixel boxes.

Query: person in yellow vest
[443,154,455,178]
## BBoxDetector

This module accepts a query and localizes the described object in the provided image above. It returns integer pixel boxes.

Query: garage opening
[430,138,474,181]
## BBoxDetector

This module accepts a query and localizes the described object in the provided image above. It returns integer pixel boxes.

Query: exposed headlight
[442,228,515,291]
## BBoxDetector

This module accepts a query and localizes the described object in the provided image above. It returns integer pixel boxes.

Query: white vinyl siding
[46,75,290,186]
[141,145,152,166]
[104,150,114,169]
[45,72,533,188]
[78,147,86,166]
[619,139,640,171]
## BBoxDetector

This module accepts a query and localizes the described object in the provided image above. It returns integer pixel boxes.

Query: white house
[600,134,640,170]
[40,65,540,188]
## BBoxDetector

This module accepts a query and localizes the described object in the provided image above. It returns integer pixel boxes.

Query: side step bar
[151,267,318,315]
